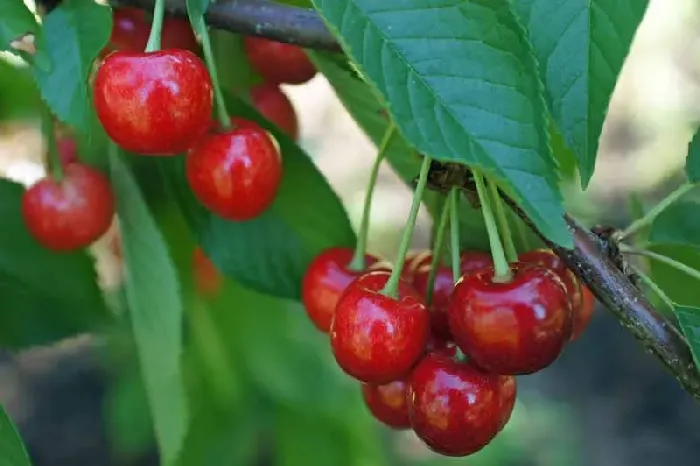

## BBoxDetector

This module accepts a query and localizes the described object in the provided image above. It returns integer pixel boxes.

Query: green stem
[424,193,451,305]
[449,188,461,283]
[620,244,700,282]
[627,263,675,313]
[380,155,432,299]
[473,171,512,282]
[348,123,396,271]
[199,24,231,130]
[41,107,63,181]
[144,0,165,52]
[616,183,695,241]
[489,181,517,263]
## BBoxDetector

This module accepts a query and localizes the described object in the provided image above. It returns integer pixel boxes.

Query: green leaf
[673,305,700,370]
[312,0,572,247]
[511,0,650,186]
[0,0,48,68]
[647,245,700,308]
[648,200,700,249]
[159,92,355,300]
[0,403,31,466]
[33,0,111,132]
[109,148,188,466]
[686,129,700,183]
[0,179,109,348]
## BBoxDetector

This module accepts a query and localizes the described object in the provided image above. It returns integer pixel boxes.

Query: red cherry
[459,250,493,274]
[243,37,317,85]
[448,263,573,375]
[407,352,513,457]
[193,247,223,296]
[301,247,379,333]
[412,265,454,340]
[56,135,78,166]
[93,49,213,155]
[573,285,595,340]
[21,164,115,251]
[330,270,430,384]
[361,379,410,429]
[186,120,282,220]
[496,375,517,432]
[249,84,299,140]
[104,8,198,57]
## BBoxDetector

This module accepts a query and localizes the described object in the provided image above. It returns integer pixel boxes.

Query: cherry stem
[620,244,700,282]
[348,123,396,271]
[448,187,461,283]
[199,25,232,130]
[380,155,432,299]
[41,107,62,181]
[473,171,512,283]
[424,192,451,305]
[144,0,165,52]
[616,183,695,242]
[628,263,675,313]
[489,181,517,263]
[511,208,531,251]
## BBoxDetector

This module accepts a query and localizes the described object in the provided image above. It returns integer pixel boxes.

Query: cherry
[243,37,317,85]
[573,285,595,340]
[104,8,199,57]
[330,270,430,384]
[496,375,517,432]
[93,49,213,155]
[459,250,493,273]
[56,135,77,166]
[22,163,115,251]
[249,83,299,140]
[407,352,514,457]
[301,247,379,333]
[361,379,410,429]
[186,119,282,220]
[448,263,573,375]
[193,247,223,296]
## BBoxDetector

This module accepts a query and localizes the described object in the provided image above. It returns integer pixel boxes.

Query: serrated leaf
[33,0,111,132]
[686,130,700,183]
[648,199,700,249]
[159,92,355,300]
[0,178,109,348]
[109,148,188,466]
[312,0,572,247]
[673,305,700,370]
[511,0,650,187]
[0,403,31,466]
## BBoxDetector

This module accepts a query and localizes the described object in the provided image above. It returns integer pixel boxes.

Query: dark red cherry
[301,247,379,333]
[412,265,454,340]
[330,270,430,384]
[361,379,410,429]
[249,83,299,140]
[56,135,78,166]
[459,250,493,274]
[448,263,573,375]
[573,285,595,340]
[243,37,317,85]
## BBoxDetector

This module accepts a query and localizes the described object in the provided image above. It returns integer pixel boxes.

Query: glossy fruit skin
[496,375,517,431]
[105,8,199,56]
[250,84,299,140]
[330,270,430,384]
[301,247,379,333]
[448,263,573,375]
[361,379,410,429]
[459,251,493,274]
[243,37,317,85]
[186,121,282,220]
[21,164,115,251]
[57,135,77,166]
[407,352,513,457]
[193,247,222,296]
[573,285,595,340]
[93,50,213,155]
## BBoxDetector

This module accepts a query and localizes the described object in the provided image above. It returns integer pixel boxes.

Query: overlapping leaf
[0,403,31,466]
[685,130,700,183]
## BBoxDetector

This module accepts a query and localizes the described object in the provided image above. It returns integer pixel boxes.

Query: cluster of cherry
[301,246,594,457]
[22,7,316,252]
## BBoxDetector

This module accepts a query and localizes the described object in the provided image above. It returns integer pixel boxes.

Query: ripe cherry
[249,83,299,140]
[186,119,282,220]
[574,285,595,340]
[22,164,115,251]
[243,37,317,85]
[448,263,573,375]
[56,135,77,166]
[301,247,379,333]
[104,8,199,57]
[407,352,514,457]
[361,379,410,429]
[193,247,223,296]
[93,49,213,155]
[497,375,517,432]
[330,270,430,384]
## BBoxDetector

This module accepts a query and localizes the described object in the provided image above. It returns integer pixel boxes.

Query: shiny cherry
[22,163,115,251]
[186,119,282,220]
[193,247,223,296]
[496,375,517,432]
[249,83,299,140]
[301,247,379,333]
[407,352,514,457]
[330,270,430,384]
[361,379,410,429]
[448,263,573,375]
[459,250,493,274]
[56,135,78,166]
[243,37,317,85]
[93,49,213,155]
[573,285,595,340]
